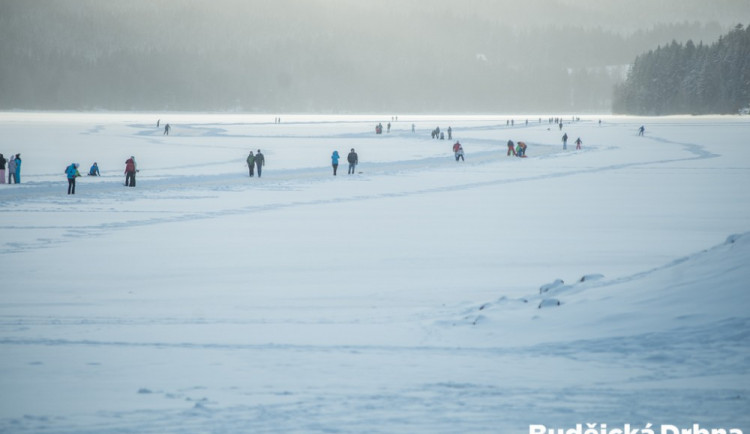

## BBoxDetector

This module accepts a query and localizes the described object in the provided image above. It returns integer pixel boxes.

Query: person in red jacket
[452,141,462,160]
[124,156,137,187]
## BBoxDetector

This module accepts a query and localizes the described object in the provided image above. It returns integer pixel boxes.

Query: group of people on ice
[0,153,22,184]
[58,159,118,194]
[330,148,358,175]
[375,123,393,134]
[47,117,608,195]
[246,150,266,177]
[561,133,583,150]
[431,126,452,140]
[506,140,527,157]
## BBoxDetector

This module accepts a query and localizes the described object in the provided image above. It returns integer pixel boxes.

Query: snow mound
[538,273,604,296]
[579,273,604,282]
[538,299,561,309]
[446,232,750,334]
[539,279,564,294]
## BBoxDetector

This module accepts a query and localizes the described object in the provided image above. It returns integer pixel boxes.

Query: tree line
[613,24,750,115]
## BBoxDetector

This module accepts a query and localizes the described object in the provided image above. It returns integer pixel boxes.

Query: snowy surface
[1,113,749,432]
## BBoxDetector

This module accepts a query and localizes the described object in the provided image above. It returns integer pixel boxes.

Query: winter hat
[74,163,79,168]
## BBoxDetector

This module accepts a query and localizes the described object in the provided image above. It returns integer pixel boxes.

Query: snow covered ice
[1,113,749,433]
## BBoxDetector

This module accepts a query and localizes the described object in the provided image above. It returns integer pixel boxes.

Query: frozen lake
[1,113,749,433]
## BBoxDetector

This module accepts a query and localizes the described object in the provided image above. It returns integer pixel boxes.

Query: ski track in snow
[0,122,719,256]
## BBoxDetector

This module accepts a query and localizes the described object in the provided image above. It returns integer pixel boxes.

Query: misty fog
[1,0,748,113]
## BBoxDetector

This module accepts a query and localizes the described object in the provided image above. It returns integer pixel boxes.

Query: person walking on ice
[562,133,568,150]
[331,150,340,176]
[0,153,6,184]
[65,163,80,194]
[254,149,265,177]
[452,141,461,159]
[347,148,358,174]
[638,125,645,136]
[163,123,171,135]
[575,137,582,150]
[124,156,137,187]
[246,151,255,177]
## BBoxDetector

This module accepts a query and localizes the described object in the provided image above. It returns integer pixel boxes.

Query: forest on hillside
[0,0,745,113]
[613,24,750,115]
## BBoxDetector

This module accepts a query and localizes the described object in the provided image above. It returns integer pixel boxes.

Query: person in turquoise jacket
[14,153,21,183]
[65,163,80,194]
[331,150,340,176]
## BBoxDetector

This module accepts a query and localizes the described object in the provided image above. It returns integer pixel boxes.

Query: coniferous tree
[614,24,750,114]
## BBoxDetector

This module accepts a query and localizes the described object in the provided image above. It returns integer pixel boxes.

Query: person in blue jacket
[331,150,340,176]
[14,153,21,183]
[88,162,100,176]
[65,163,80,194]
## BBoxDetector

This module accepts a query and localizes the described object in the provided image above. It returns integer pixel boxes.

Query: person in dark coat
[0,153,6,184]
[246,151,255,177]
[254,149,265,177]
[347,148,358,174]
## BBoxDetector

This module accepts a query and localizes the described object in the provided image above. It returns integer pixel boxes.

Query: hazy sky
[1,0,748,112]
